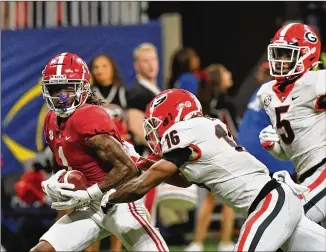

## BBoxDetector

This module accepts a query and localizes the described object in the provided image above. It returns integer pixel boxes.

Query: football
[58,170,88,191]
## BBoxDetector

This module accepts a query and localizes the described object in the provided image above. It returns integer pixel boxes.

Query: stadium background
[1,2,326,251]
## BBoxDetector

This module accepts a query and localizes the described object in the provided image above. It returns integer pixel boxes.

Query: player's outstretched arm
[124,141,192,187]
[164,170,193,188]
[86,134,139,192]
[108,159,178,203]
[137,156,192,187]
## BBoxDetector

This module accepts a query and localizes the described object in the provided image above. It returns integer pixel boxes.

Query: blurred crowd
[2,31,326,252]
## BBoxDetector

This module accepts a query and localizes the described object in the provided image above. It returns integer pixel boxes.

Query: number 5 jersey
[257,69,326,178]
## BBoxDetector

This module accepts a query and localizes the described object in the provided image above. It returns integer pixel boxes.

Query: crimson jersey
[44,104,122,186]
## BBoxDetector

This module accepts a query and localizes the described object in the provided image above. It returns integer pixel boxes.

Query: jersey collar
[272,81,295,102]
[138,78,161,95]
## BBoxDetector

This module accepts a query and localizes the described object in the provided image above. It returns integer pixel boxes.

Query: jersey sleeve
[163,148,193,167]
[161,121,196,154]
[315,70,326,96]
[74,106,122,144]
[43,111,52,145]
[256,85,266,109]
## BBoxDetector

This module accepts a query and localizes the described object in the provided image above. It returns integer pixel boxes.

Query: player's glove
[101,189,117,214]
[41,169,75,202]
[122,140,141,162]
[259,125,280,151]
[51,184,103,211]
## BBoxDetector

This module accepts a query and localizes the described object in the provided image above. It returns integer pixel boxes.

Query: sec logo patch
[264,95,272,106]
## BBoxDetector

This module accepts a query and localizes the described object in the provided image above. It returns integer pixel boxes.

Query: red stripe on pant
[237,193,273,252]
[132,202,167,252]
[298,168,326,199]
[128,202,166,252]
[145,188,157,214]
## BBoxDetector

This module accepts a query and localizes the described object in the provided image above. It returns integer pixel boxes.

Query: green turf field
[169,237,220,252]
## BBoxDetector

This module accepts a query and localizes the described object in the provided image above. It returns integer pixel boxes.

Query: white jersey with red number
[257,70,326,177]
[160,117,271,216]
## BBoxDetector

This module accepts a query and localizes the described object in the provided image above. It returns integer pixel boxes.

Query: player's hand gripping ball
[41,169,75,202]
[52,170,103,211]
[58,170,88,191]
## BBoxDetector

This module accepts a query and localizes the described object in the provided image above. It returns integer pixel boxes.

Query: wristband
[87,183,103,199]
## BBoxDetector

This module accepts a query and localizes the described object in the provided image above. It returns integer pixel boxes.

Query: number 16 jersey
[257,70,326,177]
[161,117,271,216]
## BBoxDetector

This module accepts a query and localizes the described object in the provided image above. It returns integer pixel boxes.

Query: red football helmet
[268,23,321,79]
[143,89,203,155]
[41,52,91,117]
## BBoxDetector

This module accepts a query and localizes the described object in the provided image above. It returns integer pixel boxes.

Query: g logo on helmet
[304,31,318,44]
[152,94,167,108]
[263,95,272,106]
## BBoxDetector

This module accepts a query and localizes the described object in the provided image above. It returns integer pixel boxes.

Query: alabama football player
[258,23,326,223]
[102,89,325,251]
[30,53,169,252]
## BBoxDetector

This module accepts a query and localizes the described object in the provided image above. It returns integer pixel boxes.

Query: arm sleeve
[256,86,266,109]
[43,111,52,144]
[163,148,192,168]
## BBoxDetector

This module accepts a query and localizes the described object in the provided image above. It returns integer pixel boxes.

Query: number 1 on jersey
[58,146,72,170]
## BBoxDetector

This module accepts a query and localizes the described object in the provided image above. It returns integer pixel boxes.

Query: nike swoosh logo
[292,96,299,101]
[65,136,71,140]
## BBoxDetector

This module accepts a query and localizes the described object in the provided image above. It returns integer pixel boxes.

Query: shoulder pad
[161,120,196,154]
[74,105,121,142]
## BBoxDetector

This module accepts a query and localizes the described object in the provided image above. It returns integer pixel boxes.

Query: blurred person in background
[207,64,238,137]
[90,54,128,109]
[128,44,199,246]
[103,103,132,143]
[2,151,56,252]
[127,43,161,221]
[237,62,295,179]
[185,64,237,252]
[127,43,161,155]
[167,48,202,94]
[167,47,213,114]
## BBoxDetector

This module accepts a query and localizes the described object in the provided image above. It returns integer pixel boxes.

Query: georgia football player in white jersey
[258,23,326,224]
[99,89,325,251]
